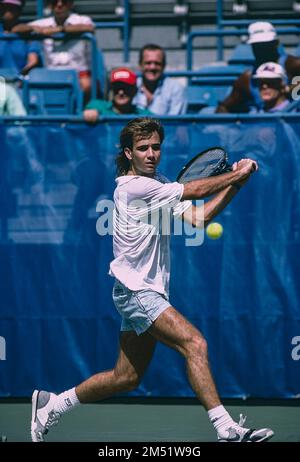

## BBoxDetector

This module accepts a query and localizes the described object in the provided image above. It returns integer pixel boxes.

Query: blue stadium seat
[191,64,246,85]
[187,81,232,113]
[22,69,83,115]
[228,43,255,66]
[193,64,247,77]
[0,68,19,82]
[228,42,286,67]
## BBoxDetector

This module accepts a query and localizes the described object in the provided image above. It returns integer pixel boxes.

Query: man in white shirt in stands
[30,117,274,443]
[134,44,187,115]
[13,0,95,99]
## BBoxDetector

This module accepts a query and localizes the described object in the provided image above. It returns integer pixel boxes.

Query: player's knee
[189,335,208,358]
[121,371,140,392]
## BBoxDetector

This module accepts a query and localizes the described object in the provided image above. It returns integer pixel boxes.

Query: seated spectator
[13,0,95,98]
[0,78,26,114]
[84,67,152,123]
[216,21,300,113]
[134,43,187,115]
[0,0,40,75]
[252,62,290,112]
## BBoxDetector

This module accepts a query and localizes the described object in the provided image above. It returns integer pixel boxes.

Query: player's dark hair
[138,44,166,67]
[116,117,164,176]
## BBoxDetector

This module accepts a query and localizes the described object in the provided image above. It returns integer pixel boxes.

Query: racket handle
[251,161,258,171]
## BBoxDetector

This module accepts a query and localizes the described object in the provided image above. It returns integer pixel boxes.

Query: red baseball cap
[110,68,137,86]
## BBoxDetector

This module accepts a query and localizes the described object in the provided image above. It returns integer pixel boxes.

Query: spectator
[13,0,95,98]
[0,78,26,114]
[216,21,300,113]
[84,67,152,123]
[134,43,187,115]
[0,0,40,75]
[252,62,290,112]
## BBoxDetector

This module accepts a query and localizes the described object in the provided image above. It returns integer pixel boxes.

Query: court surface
[0,399,299,442]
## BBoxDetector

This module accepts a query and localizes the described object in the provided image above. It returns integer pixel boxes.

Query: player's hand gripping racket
[176,146,232,183]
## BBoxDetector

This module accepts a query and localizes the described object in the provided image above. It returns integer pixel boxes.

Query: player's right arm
[181,159,257,201]
[181,184,238,228]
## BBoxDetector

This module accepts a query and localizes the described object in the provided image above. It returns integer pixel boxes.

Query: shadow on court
[0,399,299,442]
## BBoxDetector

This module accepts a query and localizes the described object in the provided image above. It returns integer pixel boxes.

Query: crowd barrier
[0,115,299,397]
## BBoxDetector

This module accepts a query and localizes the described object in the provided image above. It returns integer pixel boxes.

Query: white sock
[208,405,236,435]
[53,387,81,415]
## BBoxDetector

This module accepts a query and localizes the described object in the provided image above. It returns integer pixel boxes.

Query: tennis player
[31,117,274,442]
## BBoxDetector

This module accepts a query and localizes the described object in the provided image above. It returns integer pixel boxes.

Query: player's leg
[148,306,274,442]
[76,330,156,402]
[148,306,220,410]
[31,331,156,441]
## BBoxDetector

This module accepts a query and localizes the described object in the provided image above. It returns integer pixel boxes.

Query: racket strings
[178,148,229,183]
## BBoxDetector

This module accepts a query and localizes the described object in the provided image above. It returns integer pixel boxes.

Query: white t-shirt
[109,174,192,297]
[30,14,94,71]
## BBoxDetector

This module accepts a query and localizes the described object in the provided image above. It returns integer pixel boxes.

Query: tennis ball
[206,222,223,240]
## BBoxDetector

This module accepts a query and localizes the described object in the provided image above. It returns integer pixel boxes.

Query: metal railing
[36,0,130,62]
[187,26,300,70]
[2,112,300,123]
[216,0,300,61]
[0,32,101,100]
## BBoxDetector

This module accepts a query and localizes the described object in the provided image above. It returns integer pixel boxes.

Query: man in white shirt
[30,117,274,443]
[134,44,187,115]
[13,0,95,98]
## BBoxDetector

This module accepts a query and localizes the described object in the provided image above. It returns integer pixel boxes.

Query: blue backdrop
[0,118,299,398]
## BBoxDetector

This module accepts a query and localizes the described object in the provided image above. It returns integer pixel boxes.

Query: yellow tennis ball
[206,222,223,240]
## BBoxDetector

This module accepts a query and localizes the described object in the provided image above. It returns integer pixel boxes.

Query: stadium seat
[190,64,247,85]
[193,64,247,76]
[227,43,255,66]
[0,68,19,82]
[187,81,232,113]
[22,69,83,115]
[228,42,286,67]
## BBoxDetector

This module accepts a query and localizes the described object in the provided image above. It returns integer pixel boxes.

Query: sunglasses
[254,78,282,89]
[112,83,135,94]
[51,0,71,6]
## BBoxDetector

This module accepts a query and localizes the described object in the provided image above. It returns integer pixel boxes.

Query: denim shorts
[112,280,171,335]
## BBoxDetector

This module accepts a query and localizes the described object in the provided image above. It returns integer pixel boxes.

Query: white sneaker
[218,414,274,442]
[31,390,61,442]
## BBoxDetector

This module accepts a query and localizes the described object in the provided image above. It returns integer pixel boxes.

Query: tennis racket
[176,147,232,184]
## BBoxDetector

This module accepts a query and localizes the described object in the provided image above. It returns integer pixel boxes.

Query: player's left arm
[181,184,240,228]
